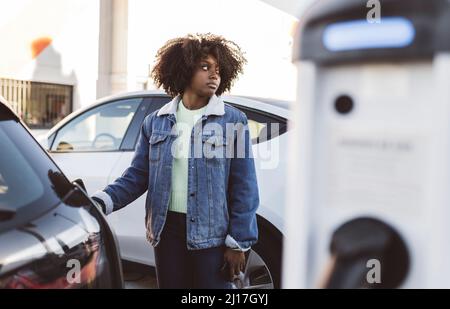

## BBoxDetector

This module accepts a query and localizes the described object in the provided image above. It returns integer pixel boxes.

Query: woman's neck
[181,90,210,110]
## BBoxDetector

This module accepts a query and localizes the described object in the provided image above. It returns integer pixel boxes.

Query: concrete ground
[122,261,158,289]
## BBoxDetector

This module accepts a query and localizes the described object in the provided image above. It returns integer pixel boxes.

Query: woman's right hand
[222,248,245,281]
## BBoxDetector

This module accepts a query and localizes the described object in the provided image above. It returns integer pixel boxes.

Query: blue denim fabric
[103,95,259,250]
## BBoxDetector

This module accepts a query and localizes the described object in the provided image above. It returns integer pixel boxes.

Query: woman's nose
[209,71,219,79]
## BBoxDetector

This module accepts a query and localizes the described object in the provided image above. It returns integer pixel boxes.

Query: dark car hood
[0,201,100,277]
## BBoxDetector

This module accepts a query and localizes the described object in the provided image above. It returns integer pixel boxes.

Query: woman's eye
[200,64,219,75]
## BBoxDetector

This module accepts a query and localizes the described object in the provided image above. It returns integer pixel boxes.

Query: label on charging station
[326,130,425,213]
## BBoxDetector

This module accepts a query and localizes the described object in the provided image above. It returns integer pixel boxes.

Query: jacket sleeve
[226,112,259,249]
[93,114,152,214]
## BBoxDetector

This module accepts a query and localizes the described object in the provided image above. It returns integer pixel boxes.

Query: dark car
[0,97,123,288]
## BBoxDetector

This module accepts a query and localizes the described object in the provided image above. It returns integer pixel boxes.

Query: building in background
[0,0,299,130]
[0,0,99,130]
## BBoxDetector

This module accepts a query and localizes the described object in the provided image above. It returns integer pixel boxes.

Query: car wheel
[233,217,282,289]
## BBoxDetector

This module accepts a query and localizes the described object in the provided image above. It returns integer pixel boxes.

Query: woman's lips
[207,83,217,89]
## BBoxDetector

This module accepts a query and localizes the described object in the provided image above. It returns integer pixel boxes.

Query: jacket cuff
[225,234,251,252]
[92,190,114,215]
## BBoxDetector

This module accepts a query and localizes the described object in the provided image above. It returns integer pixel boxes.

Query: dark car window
[0,128,45,209]
[0,120,69,231]
[120,96,169,150]
[51,98,142,152]
[122,96,171,150]
[146,96,171,115]
[227,104,288,145]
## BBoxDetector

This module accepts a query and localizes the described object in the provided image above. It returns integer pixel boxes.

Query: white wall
[0,0,100,111]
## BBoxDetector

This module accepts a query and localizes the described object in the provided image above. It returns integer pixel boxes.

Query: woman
[92,33,259,289]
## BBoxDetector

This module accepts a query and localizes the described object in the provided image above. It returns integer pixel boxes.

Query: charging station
[283,0,450,288]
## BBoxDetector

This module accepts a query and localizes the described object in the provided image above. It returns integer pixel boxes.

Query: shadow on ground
[123,260,158,289]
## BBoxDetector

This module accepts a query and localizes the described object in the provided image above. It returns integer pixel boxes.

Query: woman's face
[188,54,221,97]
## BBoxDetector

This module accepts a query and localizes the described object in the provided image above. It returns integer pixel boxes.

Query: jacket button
[190,218,195,222]
[190,192,195,197]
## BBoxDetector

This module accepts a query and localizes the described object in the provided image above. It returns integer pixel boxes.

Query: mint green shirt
[169,100,207,213]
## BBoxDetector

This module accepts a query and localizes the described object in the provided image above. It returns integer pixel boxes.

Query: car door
[48,97,146,196]
[106,96,170,266]
[228,103,289,230]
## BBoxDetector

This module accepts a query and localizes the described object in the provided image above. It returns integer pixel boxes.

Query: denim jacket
[93,95,259,250]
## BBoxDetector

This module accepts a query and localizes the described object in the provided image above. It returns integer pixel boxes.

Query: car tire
[249,216,283,289]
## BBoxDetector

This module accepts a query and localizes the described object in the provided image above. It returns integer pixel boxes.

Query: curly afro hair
[150,33,247,97]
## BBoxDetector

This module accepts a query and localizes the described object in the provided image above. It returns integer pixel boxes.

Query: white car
[43,90,291,289]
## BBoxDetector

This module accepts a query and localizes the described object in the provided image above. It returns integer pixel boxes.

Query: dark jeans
[154,211,232,289]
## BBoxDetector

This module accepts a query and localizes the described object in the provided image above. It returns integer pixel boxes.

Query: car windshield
[0,120,65,218]
[0,128,44,210]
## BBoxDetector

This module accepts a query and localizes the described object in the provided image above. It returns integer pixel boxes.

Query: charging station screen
[323,17,415,52]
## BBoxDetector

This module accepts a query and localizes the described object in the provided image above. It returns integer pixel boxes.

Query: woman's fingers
[224,248,246,280]
[228,263,235,281]
[234,263,241,276]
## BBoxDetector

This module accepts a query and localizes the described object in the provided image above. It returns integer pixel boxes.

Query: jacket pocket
[149,132,169,161]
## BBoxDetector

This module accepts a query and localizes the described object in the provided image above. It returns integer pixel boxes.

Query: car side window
[146,97,171,115]
[51,98,142,152]
[229,104,287,145]
[247,120,267,142]
[120,96,171,150]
